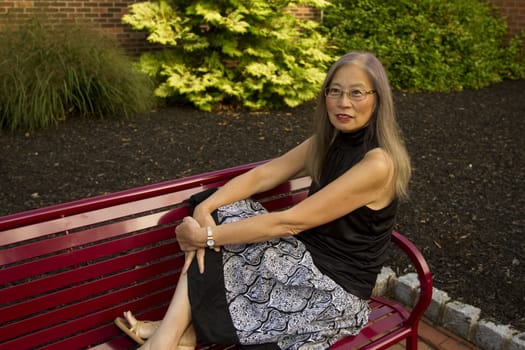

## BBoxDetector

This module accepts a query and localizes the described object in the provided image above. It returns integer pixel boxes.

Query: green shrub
[0,19,156,130]
[322,0,524,92]
[123,0,334,111]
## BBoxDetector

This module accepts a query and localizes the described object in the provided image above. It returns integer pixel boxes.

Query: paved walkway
[390,318,480,350]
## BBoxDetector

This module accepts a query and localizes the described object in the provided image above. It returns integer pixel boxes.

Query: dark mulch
[1,80,524,331]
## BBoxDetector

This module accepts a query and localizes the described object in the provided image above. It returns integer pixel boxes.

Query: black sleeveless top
[297,127,398,299]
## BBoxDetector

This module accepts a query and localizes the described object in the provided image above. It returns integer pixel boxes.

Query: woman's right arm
[182,138,311,274]
[193,137,313,220]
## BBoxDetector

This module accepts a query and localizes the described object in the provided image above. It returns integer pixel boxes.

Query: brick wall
[0,1,522,55]
[286,4,322,21]
[490,0,525,37]
[0,0,155,55]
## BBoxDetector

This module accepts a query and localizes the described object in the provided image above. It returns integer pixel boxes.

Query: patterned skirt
[187,199,370,350]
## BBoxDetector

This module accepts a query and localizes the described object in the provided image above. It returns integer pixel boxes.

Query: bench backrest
[0,161,312,349]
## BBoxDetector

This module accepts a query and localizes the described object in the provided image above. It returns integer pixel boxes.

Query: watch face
[207,239,215,247]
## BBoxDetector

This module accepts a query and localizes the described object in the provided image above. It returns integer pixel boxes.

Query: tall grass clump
[322,0,524,92]
[0,18,155,130]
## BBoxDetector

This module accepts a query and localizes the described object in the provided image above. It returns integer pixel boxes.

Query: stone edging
[373,267,525,350]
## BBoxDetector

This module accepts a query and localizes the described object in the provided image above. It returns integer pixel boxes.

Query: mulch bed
[1,79,524,331]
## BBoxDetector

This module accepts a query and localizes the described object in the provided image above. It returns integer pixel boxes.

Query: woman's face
[325,64,376,133]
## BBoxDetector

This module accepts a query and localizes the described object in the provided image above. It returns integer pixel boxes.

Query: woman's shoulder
[362,148,393,173]
[360,148,396,209]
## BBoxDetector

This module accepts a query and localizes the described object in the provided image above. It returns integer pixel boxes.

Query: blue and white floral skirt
[187,199,370,350]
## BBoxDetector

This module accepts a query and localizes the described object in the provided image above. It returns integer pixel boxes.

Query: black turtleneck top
[297,127,398,299]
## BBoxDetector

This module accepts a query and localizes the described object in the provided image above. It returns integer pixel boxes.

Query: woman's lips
[336,114,353,122]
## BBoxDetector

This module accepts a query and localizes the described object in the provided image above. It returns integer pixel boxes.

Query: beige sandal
[114,311,160,345]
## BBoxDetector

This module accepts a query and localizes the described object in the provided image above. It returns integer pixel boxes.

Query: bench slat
[1,292,173,350]
[0,274,176,347]
[0,191,181,245]
[1,221,178,286]
[0,251,182,324]
[331,302,409,350]
[0,202,185,267]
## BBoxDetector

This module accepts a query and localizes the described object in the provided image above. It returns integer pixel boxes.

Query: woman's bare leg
[138,273,196,350]
[180,324,197,348]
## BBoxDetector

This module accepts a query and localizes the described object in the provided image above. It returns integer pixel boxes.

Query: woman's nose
[338,93,354,106]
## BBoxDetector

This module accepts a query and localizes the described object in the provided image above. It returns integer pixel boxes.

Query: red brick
[14,1,33,8]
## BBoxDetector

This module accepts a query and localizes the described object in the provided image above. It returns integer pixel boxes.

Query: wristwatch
[206,226,215,249]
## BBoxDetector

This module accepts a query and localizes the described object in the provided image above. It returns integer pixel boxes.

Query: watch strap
[206,226,215,249]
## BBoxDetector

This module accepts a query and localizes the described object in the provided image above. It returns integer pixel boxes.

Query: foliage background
[0,19,154,130]
[123,0,333,111]
[321,0,524,92]
[121,0,524,111]
[0,0,523,129]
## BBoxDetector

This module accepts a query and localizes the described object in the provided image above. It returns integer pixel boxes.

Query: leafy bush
[322,0,524,92]
[0,19,155,130]
[123,0,334,111]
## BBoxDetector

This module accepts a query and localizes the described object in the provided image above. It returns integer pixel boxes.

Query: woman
[115,51,411,350]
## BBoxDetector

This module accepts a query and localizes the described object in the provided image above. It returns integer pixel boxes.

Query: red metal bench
[0,161,432,350]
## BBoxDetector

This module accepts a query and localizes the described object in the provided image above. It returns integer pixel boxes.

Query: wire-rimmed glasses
[324,87,376,101]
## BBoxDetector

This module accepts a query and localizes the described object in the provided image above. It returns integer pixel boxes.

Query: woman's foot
[114,311,161,345]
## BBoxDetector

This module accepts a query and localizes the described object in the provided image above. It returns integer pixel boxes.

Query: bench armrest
[391,230,433,325]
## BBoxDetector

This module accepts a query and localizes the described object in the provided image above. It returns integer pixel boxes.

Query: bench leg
[406,333,418,350]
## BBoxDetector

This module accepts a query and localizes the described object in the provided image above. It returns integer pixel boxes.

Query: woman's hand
[176,216,206,274]
[193,206,222,255]
[182,249,206,275]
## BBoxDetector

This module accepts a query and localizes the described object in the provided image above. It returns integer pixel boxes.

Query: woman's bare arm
[177,148,395,250]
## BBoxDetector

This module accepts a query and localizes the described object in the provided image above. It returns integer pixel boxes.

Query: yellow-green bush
[123,0,333,111]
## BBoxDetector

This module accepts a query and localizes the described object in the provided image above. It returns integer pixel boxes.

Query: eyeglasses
[324,87,376,101]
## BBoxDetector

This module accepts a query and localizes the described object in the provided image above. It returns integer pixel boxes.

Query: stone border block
[474,319,513,350]
[425,287,450,324]
[394,273,419,307]
[509,332,525,350]
[385,269,525,350]
[442,301,481,341]
[372,266,396,296]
